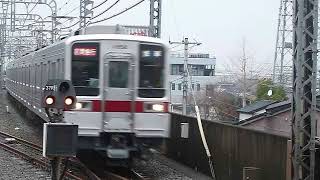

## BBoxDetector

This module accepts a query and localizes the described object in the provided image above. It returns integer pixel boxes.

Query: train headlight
[64,97,74,106]
[75,102,82,109]
[152,104,164,112]
[45,96,54,105]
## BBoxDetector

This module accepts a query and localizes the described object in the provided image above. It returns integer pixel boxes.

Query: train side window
[43,63,47,87]
[23,67,25,84]
[39,63,44,87]
[35,65,38,87]
[27,66,30,85]
[61,59,65,76]
[108,61,128,88]
[18,67,21,83]
[47,61,51,80]
[51,62,56,79]
[32,66,36,87]
[56,59,60,78]
[37,64,41,87]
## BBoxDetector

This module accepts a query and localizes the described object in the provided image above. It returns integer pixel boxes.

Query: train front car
[64,35,170,165]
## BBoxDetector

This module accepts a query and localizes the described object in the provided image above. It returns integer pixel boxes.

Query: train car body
[6,33,170,162]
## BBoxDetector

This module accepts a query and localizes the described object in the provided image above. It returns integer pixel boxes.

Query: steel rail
[0,132,149,180]
[0,131,82,180]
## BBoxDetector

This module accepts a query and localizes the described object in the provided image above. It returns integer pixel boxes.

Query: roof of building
[237,100,275,114]
[236,100,291,126]
[236,97,320,126]
[265,100,291,113]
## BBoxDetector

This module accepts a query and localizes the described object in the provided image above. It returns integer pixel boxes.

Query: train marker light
[75,102,82,109]
[46,96,55,105]
[152,104,164,112]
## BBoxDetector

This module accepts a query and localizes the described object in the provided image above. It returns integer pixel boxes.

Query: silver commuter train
[5,33,170,161]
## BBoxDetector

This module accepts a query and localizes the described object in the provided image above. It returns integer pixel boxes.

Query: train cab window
[72,42,99,96]
[138,44,165,98]
[109,61,128,88]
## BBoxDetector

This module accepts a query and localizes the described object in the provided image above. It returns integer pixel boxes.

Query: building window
[178,83,182,90]
[171,64,184,75]
[186,65,208,76]
[197,84,200,91]
[171,83,175,90]
[204,65,215,76]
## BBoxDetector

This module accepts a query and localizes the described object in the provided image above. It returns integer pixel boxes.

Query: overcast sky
[48,0,280,74]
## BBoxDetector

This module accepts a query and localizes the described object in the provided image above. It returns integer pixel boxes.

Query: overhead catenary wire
[21,1,40,26]
[170,44,182,49]
[56,5,80,28]
[89,0,120,21]
[171,44,198,52]
[57,0,73,13]
[60,20,80,30]
[91,0,109,10]
[62,6,80,17]
[88,0,145,25]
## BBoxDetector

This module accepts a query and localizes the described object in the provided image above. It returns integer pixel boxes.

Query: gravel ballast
[0,149,50,180]
[0,91,49,179]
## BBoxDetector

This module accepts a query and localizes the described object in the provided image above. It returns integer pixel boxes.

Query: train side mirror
[41,79,77,110]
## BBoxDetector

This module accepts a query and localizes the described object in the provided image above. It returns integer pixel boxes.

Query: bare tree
[192,85,241,123]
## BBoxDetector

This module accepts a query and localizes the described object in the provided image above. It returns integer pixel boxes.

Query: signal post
[41,79,78,180]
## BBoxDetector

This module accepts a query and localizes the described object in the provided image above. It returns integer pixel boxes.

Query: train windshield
[71,43,100,96]
[139,44,165,98]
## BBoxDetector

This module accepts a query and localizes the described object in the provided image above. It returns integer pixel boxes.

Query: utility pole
[170,38,201,115]
[241,40,247,107]
[149,0,161,38]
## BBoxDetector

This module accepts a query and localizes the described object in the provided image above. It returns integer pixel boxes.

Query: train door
[102,52,135,133]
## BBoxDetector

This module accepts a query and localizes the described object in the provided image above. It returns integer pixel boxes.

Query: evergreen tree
[256,79,287,101]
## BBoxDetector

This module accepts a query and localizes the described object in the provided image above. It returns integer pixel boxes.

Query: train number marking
[44,85,57,91]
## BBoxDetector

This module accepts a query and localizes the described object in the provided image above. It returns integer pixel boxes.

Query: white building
[169,53,217,107]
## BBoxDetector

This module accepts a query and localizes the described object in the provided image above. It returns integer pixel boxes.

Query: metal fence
[166,113,289,180]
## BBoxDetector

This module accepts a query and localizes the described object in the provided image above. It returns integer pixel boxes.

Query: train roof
[6,34,168,68]
[65,34,167,46]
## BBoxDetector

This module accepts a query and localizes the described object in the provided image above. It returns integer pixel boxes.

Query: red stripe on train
[92,100,145,112]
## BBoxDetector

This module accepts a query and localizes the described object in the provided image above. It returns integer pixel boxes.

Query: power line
[58,6,80,26]
[170,44,182,49]
[91,0,109,10]
[21,2,40,26]
[170,44,198,52]
[62,6,79,17]
[60,20,79,30]
[57,0,73,13]
[88,0,145,25]
[27,3,39,15]
[89,0,120,20]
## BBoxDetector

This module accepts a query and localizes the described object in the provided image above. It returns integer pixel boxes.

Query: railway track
[102,168,151,180]
[0,131,84,179]
[0,131,150,180]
